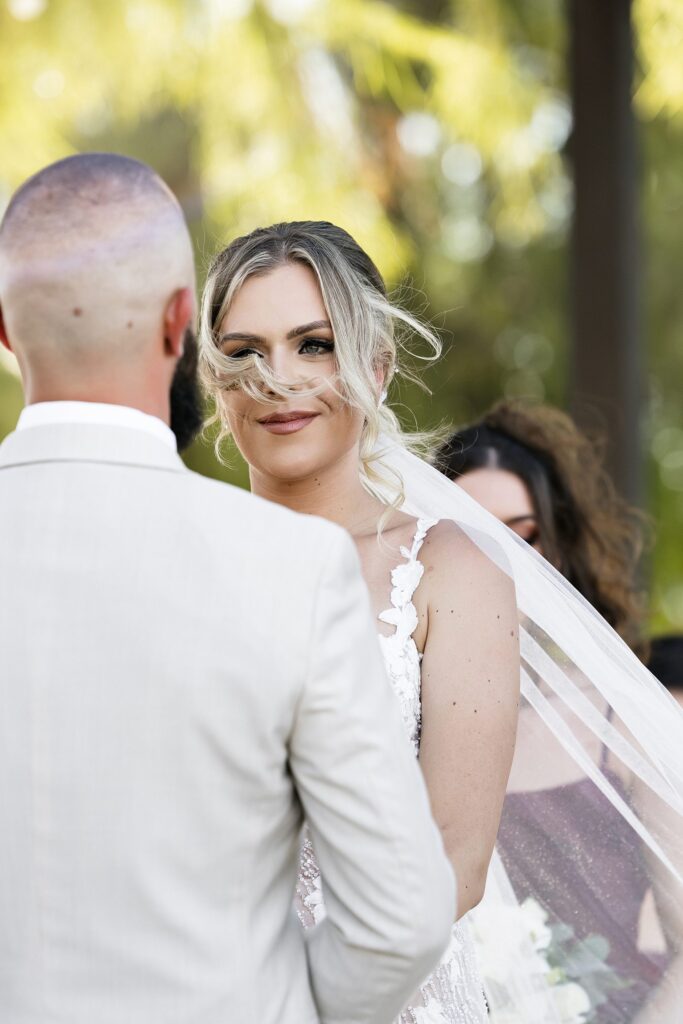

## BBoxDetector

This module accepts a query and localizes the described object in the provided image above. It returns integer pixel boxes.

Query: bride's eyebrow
[219,331,263,345]
[286,320,332,338]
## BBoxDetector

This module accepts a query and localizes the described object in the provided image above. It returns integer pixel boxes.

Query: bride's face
[218,262,365,483]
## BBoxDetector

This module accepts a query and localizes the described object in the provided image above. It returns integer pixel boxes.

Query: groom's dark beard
[169,327,204,453]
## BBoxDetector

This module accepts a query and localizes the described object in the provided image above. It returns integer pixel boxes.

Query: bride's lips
[256,410,320,435]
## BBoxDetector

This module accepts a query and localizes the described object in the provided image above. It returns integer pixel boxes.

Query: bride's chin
[253,448,325,485]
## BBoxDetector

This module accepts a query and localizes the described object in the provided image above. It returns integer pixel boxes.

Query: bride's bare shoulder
[420,519,515,603]
[421,518,493,566]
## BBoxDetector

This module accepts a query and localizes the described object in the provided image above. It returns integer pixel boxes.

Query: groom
[0,154,454,1024]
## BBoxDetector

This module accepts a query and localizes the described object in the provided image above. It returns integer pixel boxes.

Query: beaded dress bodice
[296,518,487,1024]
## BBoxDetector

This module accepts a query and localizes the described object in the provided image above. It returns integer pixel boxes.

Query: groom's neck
[24,375,171,426]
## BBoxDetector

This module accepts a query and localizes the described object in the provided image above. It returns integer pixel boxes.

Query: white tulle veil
[377,436,683,1023]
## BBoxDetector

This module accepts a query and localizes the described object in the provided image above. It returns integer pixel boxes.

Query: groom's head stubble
[0,153,202,448]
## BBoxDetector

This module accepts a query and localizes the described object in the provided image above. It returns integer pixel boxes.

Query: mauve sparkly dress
[496,764,669,1023]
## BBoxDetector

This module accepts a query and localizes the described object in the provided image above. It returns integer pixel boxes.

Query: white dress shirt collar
[17,401,177,451]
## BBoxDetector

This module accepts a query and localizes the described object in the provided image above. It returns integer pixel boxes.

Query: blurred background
[0,0,681,630]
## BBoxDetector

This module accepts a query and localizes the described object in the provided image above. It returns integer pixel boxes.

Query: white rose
[471,903,549,984]
[551,982,591,1024]
[519,897,552,952]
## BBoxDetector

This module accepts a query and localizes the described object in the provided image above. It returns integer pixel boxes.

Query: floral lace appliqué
[376,518,434,754]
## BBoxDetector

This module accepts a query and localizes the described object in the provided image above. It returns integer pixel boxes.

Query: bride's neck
[249,448,382,535]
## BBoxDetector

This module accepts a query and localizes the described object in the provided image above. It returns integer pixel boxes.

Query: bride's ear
[374,365,387,405]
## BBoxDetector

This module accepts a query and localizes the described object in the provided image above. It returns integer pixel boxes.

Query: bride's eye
[300,338,334,356]
[230,347,263,360]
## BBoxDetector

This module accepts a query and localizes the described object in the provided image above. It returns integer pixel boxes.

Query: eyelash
[229,338,335,359]
[300,338,335,356]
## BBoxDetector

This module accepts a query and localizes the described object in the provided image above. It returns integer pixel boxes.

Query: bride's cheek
[225,405,248,447]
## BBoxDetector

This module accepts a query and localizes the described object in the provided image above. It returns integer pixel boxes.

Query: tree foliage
[0,0,681,627]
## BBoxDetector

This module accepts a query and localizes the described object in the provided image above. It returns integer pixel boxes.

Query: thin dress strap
[405,517,436,566]
[378,517,438,643]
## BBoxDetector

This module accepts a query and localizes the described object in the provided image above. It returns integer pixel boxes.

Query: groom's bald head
[0,153,196,397]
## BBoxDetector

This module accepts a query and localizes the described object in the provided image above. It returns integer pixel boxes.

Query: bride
[198,220,683,1022]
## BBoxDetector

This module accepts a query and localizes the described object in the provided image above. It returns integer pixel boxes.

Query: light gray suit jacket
[0,423,455,1024]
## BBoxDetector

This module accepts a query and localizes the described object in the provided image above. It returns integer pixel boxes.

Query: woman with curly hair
[437,403,680,1023]
[436,401,645,652]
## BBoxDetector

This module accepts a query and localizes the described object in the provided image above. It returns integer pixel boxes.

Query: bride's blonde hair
[199,220,442,507]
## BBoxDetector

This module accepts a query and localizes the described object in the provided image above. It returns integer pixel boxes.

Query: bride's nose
[269,345,307,384]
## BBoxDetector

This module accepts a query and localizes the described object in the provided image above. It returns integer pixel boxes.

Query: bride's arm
[418,520,520,919]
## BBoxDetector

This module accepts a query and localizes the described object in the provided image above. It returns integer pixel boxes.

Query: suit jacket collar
[0,422,187,473]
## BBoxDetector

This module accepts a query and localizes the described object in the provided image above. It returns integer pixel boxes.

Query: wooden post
[569,0,642,504]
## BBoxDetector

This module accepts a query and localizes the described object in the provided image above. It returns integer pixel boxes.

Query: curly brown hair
[435,400,647,653]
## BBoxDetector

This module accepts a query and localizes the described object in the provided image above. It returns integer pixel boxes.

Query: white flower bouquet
[471,897,628,1023]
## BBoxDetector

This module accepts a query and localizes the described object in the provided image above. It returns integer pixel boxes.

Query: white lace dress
[296,518,488,1024]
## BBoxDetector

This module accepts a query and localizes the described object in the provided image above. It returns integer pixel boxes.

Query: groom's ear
[162,287,195,358]
[0,305,12,352]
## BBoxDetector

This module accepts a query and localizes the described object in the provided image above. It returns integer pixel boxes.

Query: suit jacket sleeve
[289,529,456,1024]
